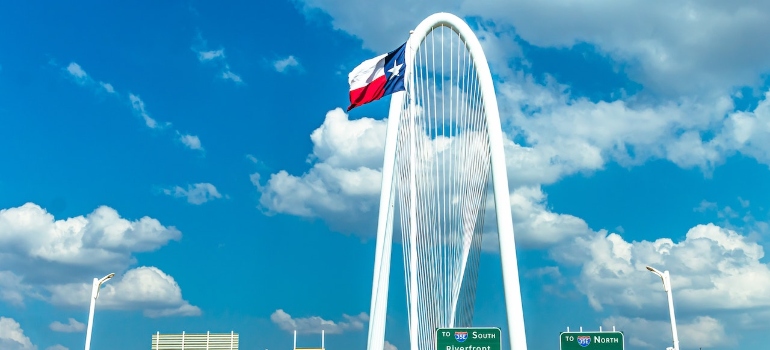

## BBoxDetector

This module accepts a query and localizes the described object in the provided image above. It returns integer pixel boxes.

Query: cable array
[394,24,492,350]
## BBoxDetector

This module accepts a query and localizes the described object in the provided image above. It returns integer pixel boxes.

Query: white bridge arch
[367,12,528,350]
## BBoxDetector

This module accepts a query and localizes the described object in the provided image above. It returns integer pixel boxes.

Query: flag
[347,43,406,111]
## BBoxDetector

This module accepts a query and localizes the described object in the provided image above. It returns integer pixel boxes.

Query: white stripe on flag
[348,53,388,90]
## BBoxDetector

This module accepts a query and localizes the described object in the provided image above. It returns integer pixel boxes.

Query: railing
[151,331,239,350]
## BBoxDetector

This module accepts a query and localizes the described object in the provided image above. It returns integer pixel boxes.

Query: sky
[1,1,770,349]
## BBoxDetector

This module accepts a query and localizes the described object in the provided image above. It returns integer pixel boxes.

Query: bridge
[365,12,528,350]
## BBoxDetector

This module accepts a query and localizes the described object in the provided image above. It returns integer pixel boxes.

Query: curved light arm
[93,273,115,299]
[646,266,670,292]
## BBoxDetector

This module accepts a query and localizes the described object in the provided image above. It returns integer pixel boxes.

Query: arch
[367,12,528,350]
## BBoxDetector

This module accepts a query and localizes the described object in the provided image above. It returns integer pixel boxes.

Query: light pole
[84,273,115,350]
[646,266,679,350]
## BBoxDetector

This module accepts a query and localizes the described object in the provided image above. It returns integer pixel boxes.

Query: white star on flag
[388,63,403,79]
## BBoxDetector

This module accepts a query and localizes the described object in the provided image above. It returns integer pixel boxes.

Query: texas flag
[347,43,406,111]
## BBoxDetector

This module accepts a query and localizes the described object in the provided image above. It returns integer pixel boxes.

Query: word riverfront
[445,346,493,350]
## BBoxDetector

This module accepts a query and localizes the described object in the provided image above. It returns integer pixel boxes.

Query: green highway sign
[436,327,501,350]
[560,332,624,350]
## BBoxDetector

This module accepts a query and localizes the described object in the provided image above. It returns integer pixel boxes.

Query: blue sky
[2,1,770,350]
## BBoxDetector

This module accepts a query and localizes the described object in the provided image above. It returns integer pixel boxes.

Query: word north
[591,336,620,344]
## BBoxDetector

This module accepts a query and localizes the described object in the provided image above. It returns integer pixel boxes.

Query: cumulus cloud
[0,272,28,306]
[277,4,770,346]
[506,186,591,247]
[294,0,770,174]
[551,224,770,315]
[192,35,244,84]
[0,317,36,350]
[467,0,770,97]
[0,203,180,281]
[49,318,84,333]
[0,203,197,317]
[255,106,770,339]
[256,108,594,247]
[270,309,368,334]
[256,108,386,235]
[487,65,738,173]
[273,56,302,73]
[295,0,448,53]
[253,23,770,239]
[164,183,223,205]
[298,0,770,97]
[48,267,201,318]
[603,316,732,349]
[45,346,68,350]
[480,186,591,251]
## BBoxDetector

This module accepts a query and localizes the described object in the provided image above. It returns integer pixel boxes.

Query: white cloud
[551,224,770,315]
[197,49,224,62]
[254,93,770,252]
[192,35,244,84]
[256,108,386,235]
[270,309,368,334]
[221,69,243,83]
[298,0,770,98]
[0,317,36,350]
[694,200,717,213]
[49,318,84,333]
[273,56,302,73]
[47,267,201,318]
[164,183,223,205]
[293,1,770,174]
[296,0,448,53]
[467,0,770,97]
[256,108,594,246]
[179,133,203,151]
[128,93,160,129]
[507,186,591,247]
[99,82,115,93]
[66,62,87,81]
[278,5,770,346]
[384,341,397,350]
[481,186,591,251]
[0,272,28,306]
[45,346,68,350]
[603,316,732,349]
[64,62,116,94]
[490,69,737,173]
[0,203,180,276]
[63,62,203,152]
[0,203,196,317]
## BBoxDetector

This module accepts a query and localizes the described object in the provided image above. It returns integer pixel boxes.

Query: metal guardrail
[151,331,239,350]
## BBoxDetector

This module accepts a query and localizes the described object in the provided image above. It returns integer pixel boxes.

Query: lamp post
[646,266,679,350]
[84,273,115,350]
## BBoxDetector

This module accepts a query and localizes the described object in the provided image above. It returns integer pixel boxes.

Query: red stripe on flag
[347,75,387,111]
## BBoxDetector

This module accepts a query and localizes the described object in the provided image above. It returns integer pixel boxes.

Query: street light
[84,273,115,350]
[646,266,679,350]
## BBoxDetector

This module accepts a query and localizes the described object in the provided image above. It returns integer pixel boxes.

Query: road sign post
[560,331,624,350]
[436,328,501,350]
